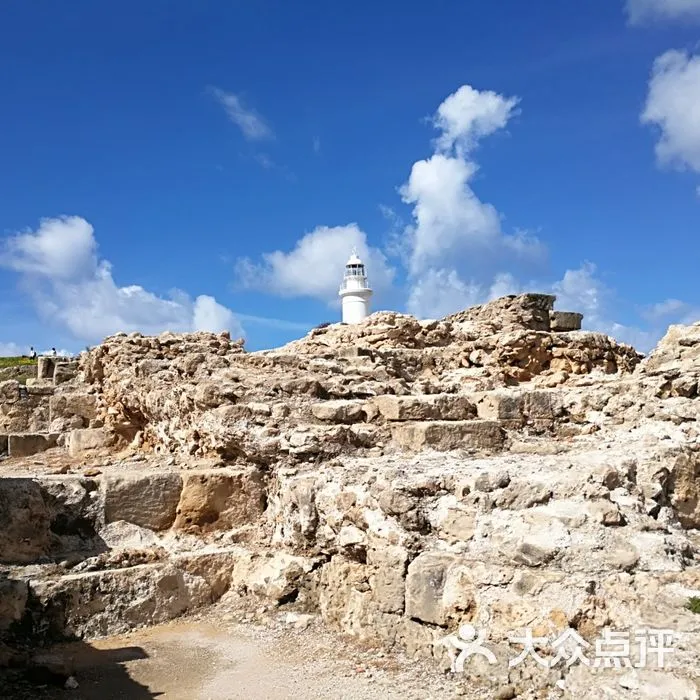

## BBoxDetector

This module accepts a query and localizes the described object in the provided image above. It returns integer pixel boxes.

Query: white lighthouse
[339,249,373,323]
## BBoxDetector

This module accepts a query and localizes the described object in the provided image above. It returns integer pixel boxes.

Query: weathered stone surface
[4,294,700,695]
[391,420,505,452]
[0,380,50,432]
[28,563,211,640]
[67,428,112,456]
[311,400,366,423]
[405,552,457,626]
[230,551,318,601]
[0,479,50,563]
[373,394,475,421]
[670,451,700,528]
[37,356,55,380]
[474,390,561,428]
[173,469,266,531]
[0,577,28,633]
[549,311,583,332]
[447,293,556,332]
[8,432,59,457]
[367,543,409,614]
[103,473,183,530]
[53,361,79,385]
[49,391,98,430]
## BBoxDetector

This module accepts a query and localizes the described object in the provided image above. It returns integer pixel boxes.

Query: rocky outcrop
[2,294,700,698]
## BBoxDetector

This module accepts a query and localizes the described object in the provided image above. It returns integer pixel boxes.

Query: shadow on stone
[1,639,158,698]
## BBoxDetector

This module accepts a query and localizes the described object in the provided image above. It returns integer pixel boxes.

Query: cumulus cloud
[398,83,544,318]
[626,0,700,23]
[407,269,519,319]
[2,216,97,280]
[433,85,520,155]
[210,88,274,141]
[0,217,242,342]
[642,50,700,173]
[236,224,395,304]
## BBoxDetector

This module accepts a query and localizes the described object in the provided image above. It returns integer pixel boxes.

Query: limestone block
[28,563,209,640]
[549,310,583,332]
[475,392,523,422]
[49,391,98,426]
[8,433,58,458]
[37,356,54,380]
[391,420,505,452]
[0,479,50,563]
[172,550,240,600]
[367,543,409,614]
[103,473,183,531]
[587,499,625,526]
[67,428,112,456]
[435,506,476,543]
[671,451,700,528]
[26,383,54,395]
[53,362,79,385]
[0,577,28,633]
[373,394,475,421]
[0,380,50,433]
[311,399,366,423]
[247,402,272,417]
[173,469,267,531]
[475,390,560,428]
[405,552,457,626]
[230,551,318,601]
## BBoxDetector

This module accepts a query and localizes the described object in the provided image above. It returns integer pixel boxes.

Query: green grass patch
[0,356,36,369]
[686,597,700,614]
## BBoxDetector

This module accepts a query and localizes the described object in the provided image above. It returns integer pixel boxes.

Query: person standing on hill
[29,346,36,359]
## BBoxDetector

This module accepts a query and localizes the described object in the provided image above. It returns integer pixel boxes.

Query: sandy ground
[2,616,476,700]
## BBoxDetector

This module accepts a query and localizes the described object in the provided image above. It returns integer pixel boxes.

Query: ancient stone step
[24,549,241,641]
[7,432,59,458]
[67,428,113,456]
[310,399,367,423]
[372,394,476,421]
[473,389,563,429]
[390,420,506,452]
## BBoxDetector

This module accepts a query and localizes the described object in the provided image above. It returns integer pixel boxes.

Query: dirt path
[6,617,470,700]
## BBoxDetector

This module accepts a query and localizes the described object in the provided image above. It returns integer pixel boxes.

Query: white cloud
[400,84,544,291]
[0,341,24,357]
[1,217,243,342]
[626,0,700,23]
[236,224,395,304]
[641,297,700,326]
[2,216,97,280]
[550,263,659,349]
[433,84,520,155]
[642,50,700,172]
[642,298,690,321]
[551,262,605,320]
[210,88,274,141]
[406,269,520,319]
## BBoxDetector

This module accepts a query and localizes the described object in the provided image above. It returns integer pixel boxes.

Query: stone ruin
[1,293,699,698]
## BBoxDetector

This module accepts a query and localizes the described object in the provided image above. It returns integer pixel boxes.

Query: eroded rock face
[3,295,700,697]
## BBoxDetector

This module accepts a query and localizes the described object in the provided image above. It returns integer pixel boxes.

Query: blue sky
[1,0,699,354]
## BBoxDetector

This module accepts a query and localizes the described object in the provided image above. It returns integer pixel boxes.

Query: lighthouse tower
[339,249,373,323]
